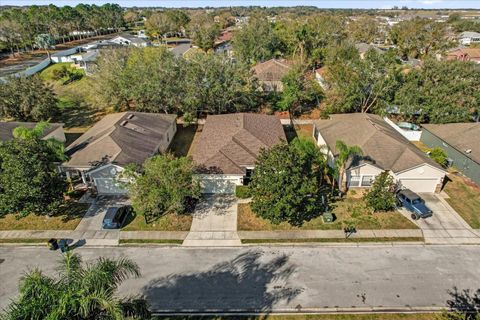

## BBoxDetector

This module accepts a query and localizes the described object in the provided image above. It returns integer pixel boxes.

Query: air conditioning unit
[446,158,454,168]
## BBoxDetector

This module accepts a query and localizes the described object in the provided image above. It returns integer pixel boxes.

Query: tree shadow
[141,250,303,313]
[447,287,480,319]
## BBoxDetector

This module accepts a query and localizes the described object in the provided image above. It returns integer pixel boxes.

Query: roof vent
[465,149,472,154]
[120,120,128,127]
[127,114,135,120]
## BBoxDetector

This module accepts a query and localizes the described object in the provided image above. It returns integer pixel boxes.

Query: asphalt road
[1,245,479,313]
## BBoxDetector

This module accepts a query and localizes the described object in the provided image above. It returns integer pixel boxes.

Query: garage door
[398,178,439,193]
[200,178,237,194]
[94,178,128,195]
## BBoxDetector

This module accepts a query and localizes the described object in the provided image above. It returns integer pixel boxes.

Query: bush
[235,185,251,199]
[364,171,397,212]
[429,147,448,167]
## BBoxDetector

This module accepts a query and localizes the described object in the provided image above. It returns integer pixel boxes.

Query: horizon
[2,0,480,10]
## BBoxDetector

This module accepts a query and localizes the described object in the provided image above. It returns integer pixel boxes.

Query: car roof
[399,189,420,200]
[104,207,120,219]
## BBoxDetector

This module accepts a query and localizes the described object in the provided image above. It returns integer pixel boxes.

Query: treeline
[0,4,124,53]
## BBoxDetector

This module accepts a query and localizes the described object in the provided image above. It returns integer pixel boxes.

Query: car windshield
[412,199,422,205]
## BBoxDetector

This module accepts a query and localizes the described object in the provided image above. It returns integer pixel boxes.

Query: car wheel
[411,214,418,220]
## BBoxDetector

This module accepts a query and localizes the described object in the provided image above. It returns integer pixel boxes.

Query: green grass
[444,174,480,228]
[0,238,50,244]
[284,124,315,143]
[168,124,200,157]
[0,202,88,230]
[121,212,193,231]
[119,239,183,245]
[153,313,442,320]
[241,237,424,244]
[238,196,417,231]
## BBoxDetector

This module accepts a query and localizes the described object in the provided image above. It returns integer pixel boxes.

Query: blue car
[396,189,433,220]
[102,206,131,229]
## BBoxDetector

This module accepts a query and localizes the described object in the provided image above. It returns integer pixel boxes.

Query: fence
[0,57,51,83]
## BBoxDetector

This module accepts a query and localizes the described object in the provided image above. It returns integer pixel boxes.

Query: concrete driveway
[75,196,131,232]
[399,192,479,244]
[183,195,241,246]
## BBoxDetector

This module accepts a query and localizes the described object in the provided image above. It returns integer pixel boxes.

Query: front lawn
[122,212,192,231]
[443,173,480,228]
[0,202,88,230]
[238,196,417,231]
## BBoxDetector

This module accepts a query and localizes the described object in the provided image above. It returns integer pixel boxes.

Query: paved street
[1,245,480,313]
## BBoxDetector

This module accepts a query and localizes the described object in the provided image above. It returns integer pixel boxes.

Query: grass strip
[119,239,184,245]
[241,237,424,244]
[0,238,50,244]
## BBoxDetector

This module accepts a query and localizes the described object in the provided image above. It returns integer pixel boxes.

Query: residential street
[1,245,479,313]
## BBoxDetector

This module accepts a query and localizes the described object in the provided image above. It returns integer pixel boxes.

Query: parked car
[102,206,132,229]
[396,189,433,220]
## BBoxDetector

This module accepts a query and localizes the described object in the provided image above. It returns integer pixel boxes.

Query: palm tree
[3,252,147,320]
[334,140,363,194]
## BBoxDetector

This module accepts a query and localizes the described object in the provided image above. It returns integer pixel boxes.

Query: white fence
[383,117,422,141]
[0,57,51,83]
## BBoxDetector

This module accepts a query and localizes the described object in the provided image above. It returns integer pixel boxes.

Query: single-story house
[421,123,480,185]
[71,50,99,75]
[355,42,385,59]
[110,34,151,47]
[0,122,65,143]
[61,112,176,195]
[445,48,480,64]
[170,43,192,58]
[191,113,286,194]
[458,31,480,46]
[313,113,445,193]
[252,58,292,92]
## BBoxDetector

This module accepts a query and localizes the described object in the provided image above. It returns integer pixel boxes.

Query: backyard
[238,194,417,231]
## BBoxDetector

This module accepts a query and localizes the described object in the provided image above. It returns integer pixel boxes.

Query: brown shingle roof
[192,113,286,174]
[422,122,480,164]
[313,113,443,173]
[65,112,176,167]
[252,59,292,82]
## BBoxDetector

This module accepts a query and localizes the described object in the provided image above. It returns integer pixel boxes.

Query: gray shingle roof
[192,113,286,174]
[0,122,63,142]
[313,113,442,173]
[65,112,176,167]
[422,122,480,164]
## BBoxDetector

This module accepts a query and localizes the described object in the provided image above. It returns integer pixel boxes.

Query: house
[0,122,65,143]
[445,48,480,64]
[312,113,445,193]
[70,50,99,75]
[50,47,82,63]
[252,59,292,92]
[458,31,480,46]
[170,43,194,58]
[314,67,329,91]
[355,43,385,59]
[191,113,286,194]
[61,112,176,195]
[110,34,150,47]
[421,123,480,185]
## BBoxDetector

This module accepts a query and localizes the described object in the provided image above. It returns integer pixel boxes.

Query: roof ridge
[232,132,262,159]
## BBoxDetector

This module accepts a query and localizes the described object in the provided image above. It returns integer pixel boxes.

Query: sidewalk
[238,229,423,240]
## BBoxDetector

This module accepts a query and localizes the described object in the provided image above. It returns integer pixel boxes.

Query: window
[349,176,361,187]
[361,175,375,187]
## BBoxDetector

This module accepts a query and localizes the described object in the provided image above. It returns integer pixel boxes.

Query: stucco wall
[421,130,480,185]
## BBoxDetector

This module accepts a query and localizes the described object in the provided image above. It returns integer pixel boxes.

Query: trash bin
[322,211,334,223]
[58,239,69,253]
[47,238,58,250]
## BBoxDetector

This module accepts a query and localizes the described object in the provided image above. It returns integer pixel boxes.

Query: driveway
[183,195,241,246]
[74,195,131,232]
[399,193,479,244]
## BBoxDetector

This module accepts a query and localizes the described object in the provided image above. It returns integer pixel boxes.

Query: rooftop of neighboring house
[112,33,149,45]
[458,31,480,38]
[354,42,385,54]
[446,48,480,59]
[422,122,480,164]
[313,113,442,173]
[0,122,63,142]
[217,30,233,43]
[252,58,293,82]
[170,43,192,58]
[315,66,328,77]
[191,113,286,175]
[65,112,176,168]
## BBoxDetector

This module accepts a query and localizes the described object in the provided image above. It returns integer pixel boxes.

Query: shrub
[235,185,251,199]
[429,147,448,167]
[364,171,397,212]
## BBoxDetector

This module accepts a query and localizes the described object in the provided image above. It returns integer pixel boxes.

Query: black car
[396,189,433,220]
[102,206,131,229]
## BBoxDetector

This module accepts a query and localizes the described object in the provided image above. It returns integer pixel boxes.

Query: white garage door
[200,178,237,194]
[94,178,128,195]
[398,178,439,193]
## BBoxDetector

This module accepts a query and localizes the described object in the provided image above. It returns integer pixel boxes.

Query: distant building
[252,59,292,92]
[110,34,151,47]
[355,43,386,59]
[446,48,480,64]
[458,31,480,46]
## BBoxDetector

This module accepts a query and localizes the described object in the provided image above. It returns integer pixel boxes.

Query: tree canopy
[364,171,397,212]
[250,138,327,226]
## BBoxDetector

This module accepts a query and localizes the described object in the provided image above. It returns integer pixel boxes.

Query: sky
[1,0,480,9]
